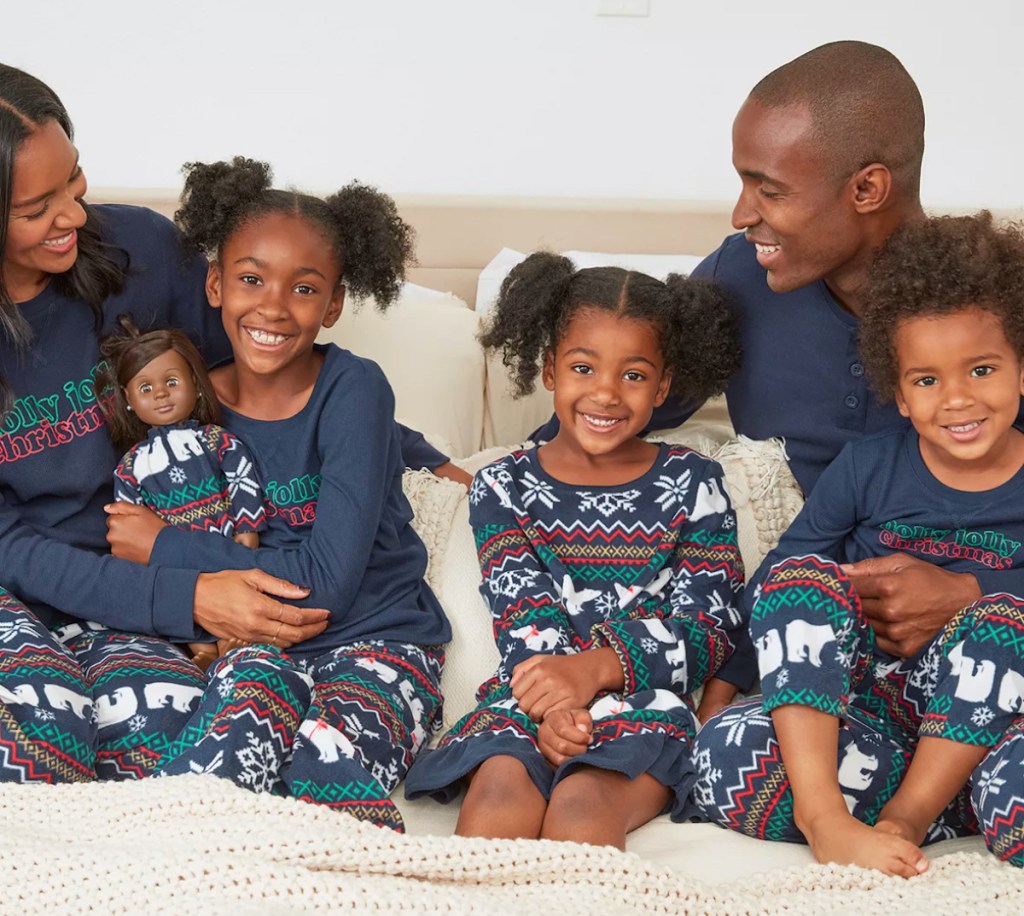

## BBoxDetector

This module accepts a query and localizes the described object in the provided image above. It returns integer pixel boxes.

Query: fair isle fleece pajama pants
[0,590,442,831]
[691,555,1024,865]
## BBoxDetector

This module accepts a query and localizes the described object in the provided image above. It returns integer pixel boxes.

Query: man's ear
[322,285,346,329]
[654,371,672,408]
[205,262,223,309]
[542,350,556,392]
[849,163,892,215]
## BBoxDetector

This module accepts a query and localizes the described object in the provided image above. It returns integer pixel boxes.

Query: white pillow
[475,248,705,314]
[318,283,485,458]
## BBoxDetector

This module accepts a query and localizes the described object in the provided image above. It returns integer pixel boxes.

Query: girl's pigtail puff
[97,315,156,453]
[176,157,274,259]
[659,274,741,404]
[324,183,414,309]
[479,252,576,397]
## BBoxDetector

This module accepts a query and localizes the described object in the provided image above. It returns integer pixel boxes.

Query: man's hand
[841,553,982,656]
[104,502,168,564]
[537,708,592,768]
[193,570,330,649]
[511,648,623,721]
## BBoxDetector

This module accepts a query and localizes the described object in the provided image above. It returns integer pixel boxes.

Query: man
[538,42,1005,711]
[693,41,994,679]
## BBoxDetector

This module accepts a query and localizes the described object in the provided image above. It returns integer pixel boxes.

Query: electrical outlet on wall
[596,0,650,16]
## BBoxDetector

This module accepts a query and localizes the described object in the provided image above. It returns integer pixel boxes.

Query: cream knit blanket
[2,776,1021,914]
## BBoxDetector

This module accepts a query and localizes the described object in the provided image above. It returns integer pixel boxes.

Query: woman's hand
[193,570,330,648]
[511,648,624,721]
[537,708,592,768]
[104,502,168,564]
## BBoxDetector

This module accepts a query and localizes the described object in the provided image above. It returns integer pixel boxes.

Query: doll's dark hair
[175,157,413,308]
[860,211,1024,401]
[0,63,127,411]
[479,252,740,404]
[98,315,221,453]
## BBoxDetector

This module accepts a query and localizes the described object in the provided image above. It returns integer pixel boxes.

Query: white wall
[5,0,1022,209]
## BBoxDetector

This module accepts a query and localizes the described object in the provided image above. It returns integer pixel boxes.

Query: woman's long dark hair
[0,63,127,410]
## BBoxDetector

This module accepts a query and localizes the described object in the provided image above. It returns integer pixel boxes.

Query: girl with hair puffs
[99,316,267,670]
[0,62,330,786]
[405,253,746,848]
[106,158,450,830]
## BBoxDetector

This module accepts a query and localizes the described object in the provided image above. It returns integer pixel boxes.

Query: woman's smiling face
[3,119,88,302]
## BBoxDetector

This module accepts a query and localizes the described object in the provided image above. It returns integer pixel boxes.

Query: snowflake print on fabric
[832,619,856,671]
[908,649,941,695]
[371,757,401,790]
[669,570,695,607]
[520,471,558,510]
[692,746,723,810]
[189,749,225,776]
[226,455,261,502]
[595,592,619,618]
[721,515,735,530]
[127,714,148,732]
[490,568,542,599]
[708,589,741,627]
[977,757,1009,810]
[216,676,237,700]
[972,706,996,727]
[641,637,660,655]
[34,708,55,721]
[653,470,693,511]
[469,475,487,506]
[168,466,187,485]
[94,638,166,659]
[716,707,773,747]
[0,616,46,645]
[235,731,279,792]
[775,668,790,687]
[578,489,641,518]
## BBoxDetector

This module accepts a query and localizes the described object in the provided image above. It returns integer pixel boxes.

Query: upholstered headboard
[91,189,735,304]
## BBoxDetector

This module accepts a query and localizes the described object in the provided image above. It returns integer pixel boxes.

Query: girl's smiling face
[206,211,345,383]
[543,307,670,462]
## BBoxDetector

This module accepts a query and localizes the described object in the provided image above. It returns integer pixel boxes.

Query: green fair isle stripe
[762,688,844,718]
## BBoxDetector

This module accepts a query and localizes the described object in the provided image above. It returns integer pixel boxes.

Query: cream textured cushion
[318,284,485,458]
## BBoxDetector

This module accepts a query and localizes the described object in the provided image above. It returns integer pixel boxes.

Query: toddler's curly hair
[479,252,740,405]
[175,157,414,309]
[861,211,1024,400]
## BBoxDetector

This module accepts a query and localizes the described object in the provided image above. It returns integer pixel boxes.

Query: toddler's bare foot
[801,809,929,878]
[875,813,929,847]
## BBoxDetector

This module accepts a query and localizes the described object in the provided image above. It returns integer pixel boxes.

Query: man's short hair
[750,41,925,199]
